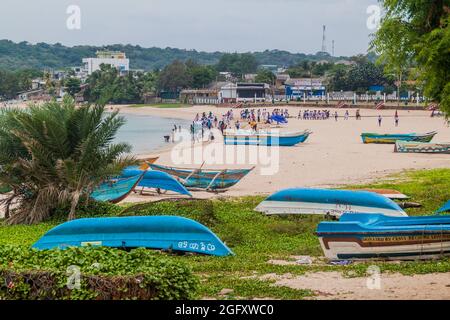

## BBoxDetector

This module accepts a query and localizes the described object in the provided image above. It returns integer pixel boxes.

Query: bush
[0,245,199,300]
[52,199,123,221]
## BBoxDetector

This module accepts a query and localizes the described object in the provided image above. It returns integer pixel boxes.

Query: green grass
[129,103,190,108]
[0,168,449,299]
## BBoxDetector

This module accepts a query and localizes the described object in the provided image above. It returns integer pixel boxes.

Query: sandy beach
[111,104,450,202]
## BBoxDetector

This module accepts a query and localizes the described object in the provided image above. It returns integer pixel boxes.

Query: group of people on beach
[239,108,290,124]
[167,107,405,143]
[298,109,331,120]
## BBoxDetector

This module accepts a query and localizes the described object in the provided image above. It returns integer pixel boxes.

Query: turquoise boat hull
[32,216,233,257]
[121,166,191,196]
[437,200,450,213]
[361,131,437,144]
[224,130,312,146]
[91,174,143,203]
[150,164,253,190]
[255,188,406,217]
[317,213,450,260]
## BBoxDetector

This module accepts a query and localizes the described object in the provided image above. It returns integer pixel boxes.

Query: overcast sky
[0,0,379,56]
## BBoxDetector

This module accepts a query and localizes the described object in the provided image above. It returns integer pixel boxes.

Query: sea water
[115,113,190,154]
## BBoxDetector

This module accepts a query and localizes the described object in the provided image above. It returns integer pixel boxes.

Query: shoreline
[110,104,449,203]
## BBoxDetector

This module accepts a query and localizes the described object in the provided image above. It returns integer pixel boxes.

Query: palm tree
[0,96,135,224]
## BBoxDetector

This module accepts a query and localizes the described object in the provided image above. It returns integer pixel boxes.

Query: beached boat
[32,216,233,257]
[255,188,407,217]
[138,156,160,170]
[223,129,312,146]
[149,163,254,191]
[437,200,450,213]
[121,166,191,196]
[394,141,450,154]
[361,131,437,144]
[355,189,409,200]
[317,213,450,260]
[90,174,143,203]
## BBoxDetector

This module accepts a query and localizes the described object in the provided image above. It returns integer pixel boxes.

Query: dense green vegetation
[372,0,449,113]
[83,64,152,104]
[0,169,449,299]
[327,60,395,93]
[0,97,135,224]
[0,40,349,72]
[0,246,198,300]
[0,69,42,99]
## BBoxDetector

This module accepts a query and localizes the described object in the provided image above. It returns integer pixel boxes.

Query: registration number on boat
[177,241,216,252]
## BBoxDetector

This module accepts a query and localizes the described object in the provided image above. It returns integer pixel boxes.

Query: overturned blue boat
[317,213,450,260]
[437,200,450,213]
[121,166,192,196]
[32,216,233,257]
[255,188,407,217]
[90,174,143,203]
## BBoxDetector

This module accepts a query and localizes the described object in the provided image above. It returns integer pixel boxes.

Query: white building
[82,51,129,75]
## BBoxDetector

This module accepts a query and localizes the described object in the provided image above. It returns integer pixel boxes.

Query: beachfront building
[285,78,326,99]
[180,89,219,104]
[82,51,130,75]
[219,83,270,103]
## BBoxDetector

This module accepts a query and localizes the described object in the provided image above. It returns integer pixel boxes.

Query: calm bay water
[115,114,190,154]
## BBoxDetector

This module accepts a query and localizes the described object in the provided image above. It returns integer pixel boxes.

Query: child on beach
[378,115,382,126]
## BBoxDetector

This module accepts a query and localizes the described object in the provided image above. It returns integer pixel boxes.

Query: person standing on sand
[356,109,361,120]
[344,110,349,120]
[378,115,382,126]
[334,111,338,121]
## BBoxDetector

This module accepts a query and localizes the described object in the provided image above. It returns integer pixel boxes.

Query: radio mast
[321,25,327,53]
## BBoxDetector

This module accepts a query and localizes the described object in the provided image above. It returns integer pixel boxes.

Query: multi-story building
[82,51,129,75]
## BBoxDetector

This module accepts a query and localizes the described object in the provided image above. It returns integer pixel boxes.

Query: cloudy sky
[0,0,379,56]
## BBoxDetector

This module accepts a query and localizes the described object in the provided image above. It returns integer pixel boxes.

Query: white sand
[261,271,450,300]
[114,105,450,201]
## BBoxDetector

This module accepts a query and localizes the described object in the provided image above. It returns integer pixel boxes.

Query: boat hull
[91,174,143,204]
[224,130,311,146]
[255,188,407,217]
[121,166,191,196]
[32,216,233,257]
[317,213,450,260]
[355,189,409,200]
[394,141,450,154]
[361,131,437,144]
[150,164,253,190]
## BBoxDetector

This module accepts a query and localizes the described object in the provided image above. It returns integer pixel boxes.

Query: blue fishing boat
[437,200,450,213]
[255,188,407,217]
[317,213,450,260]
[121,166,191,196]
[361,131,437,144]
[90,174,143,203]
[149,164,253,191]
[223,129,312,146]
[394,141,450,154]
[32,216,233,257]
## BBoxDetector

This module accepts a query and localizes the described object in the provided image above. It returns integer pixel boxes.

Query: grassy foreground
[0,168,449,299]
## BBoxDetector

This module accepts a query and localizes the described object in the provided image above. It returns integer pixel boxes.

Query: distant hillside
[0,40,353,71]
